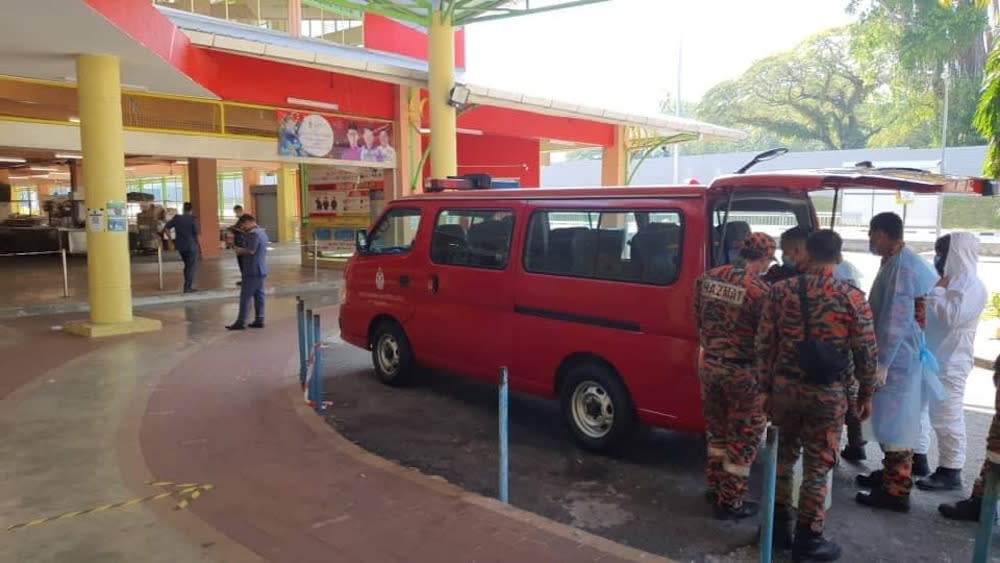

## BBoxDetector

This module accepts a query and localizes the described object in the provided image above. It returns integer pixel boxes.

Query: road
[321,340,1000,562]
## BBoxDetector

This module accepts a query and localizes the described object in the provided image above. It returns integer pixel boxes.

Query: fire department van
[338,162,992,452]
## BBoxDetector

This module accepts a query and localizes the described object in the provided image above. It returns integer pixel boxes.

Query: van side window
[431,209,515,269]
[525,210,683,285]
[367,208,422,255]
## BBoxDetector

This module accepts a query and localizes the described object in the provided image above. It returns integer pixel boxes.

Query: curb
[288,336,676,563]
[0,281,342,319]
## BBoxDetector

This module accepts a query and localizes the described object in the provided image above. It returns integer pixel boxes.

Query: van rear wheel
[560,363,635,453]
[371,321,415,386]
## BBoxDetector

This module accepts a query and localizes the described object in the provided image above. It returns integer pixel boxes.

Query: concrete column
[601,125,626,186]
[188,158,221,260]
[276,165,298,243]
[65,54,159,337]
[68,160,82,194]
[394,85,413,199]
[288,0,302,36]
[428,11,457,179]
[181,164,190,202]
[241,167,259,214]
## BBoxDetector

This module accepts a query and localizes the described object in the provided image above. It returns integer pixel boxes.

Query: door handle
[399,275,411,287]
[430,274,439,294]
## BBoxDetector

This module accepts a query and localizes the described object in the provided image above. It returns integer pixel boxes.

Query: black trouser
[179,249,199,292]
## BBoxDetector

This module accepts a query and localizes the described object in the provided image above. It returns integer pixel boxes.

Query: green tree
[849,0,990,146]
[697,28,886,150]
[975,41,1000,176]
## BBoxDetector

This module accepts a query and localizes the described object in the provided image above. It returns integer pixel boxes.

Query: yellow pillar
[601,125,626,186]
[428,11,457,179]
[277,165,298,243]
[65,54,160,337]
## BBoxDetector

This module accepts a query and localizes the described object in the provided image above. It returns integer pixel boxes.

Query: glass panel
[525,209,684,285]
[431,209,514,269]
[368,208,421,255]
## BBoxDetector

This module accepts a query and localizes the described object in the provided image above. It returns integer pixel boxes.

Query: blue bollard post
[312,314,323,412]
[759,425,779,563]
[297,298,307,387]
[305,308,315,389]
[973,464,999,562]
[499,367,509,504]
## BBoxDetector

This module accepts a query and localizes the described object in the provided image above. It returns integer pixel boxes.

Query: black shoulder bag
[795,275,851,385]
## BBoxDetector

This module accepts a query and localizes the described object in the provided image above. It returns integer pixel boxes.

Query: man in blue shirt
[227,214,269,330]
[164,202,201,293]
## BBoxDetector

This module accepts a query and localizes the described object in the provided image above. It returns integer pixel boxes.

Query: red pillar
[188,158,221,259]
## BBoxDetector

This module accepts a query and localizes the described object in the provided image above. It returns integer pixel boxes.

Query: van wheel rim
[376,334,400,376]
[571,381,614,439]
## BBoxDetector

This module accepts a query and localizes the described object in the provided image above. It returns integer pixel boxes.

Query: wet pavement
[321,337,1000,562]
[0,243,342,318]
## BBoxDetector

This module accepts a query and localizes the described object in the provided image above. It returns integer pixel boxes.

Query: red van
[338,168,991,452]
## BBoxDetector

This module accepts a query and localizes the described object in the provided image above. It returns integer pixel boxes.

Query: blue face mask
[783,255,796,269]
[933,253,946,276]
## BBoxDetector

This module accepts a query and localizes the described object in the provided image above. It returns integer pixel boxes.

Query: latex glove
[874,365,889,388]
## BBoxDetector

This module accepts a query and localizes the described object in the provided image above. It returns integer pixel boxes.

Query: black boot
[840,444,867,462]
[772,504,794,551]
[913,453,931,477]
[917,467,963,492]
[855,469,883,488]
[713,500,760,521]
[792,525,842,562]
[855,488,911,513]
[939,497,983,522]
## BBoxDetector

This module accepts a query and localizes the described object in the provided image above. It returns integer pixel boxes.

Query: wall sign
[278,110,395,166]
[107,201,127,233]
[87,208,105,233]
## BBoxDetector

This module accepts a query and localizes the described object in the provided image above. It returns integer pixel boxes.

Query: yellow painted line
[5,483,214,532]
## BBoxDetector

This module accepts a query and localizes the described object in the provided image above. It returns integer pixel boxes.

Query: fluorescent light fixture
[0,157,26,163]
[68,116,80,123]
[286,97,340,112]
[548,139,578,146]
[63,76,148,91]
[27,167,59,172]
[417,128,483,136]
[54,153,82,159]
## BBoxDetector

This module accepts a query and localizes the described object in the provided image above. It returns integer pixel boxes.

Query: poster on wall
[278,110,395,166]
[307,184,370,217]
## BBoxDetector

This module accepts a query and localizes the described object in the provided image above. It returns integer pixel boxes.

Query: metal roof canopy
[305,0,610,26]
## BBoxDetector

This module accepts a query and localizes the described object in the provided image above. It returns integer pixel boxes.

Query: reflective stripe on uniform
[987,450,1000,464]
[708,446,726,458]
[723,461,752,477]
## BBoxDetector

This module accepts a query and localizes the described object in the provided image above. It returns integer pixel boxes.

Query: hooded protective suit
[868,246,942,448]
[916,232,988,468]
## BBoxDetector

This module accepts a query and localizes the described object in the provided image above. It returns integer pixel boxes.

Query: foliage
[975,41,1000,176]
[980,291,1000,320]
[697,28,888,150]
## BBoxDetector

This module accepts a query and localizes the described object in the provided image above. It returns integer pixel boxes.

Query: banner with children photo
[277,110,395,167]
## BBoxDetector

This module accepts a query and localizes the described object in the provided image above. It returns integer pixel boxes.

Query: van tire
[370,321,415,386]
[559,363,635,454]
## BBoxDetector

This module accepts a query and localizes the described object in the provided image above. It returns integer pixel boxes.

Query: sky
[463,0,857,117]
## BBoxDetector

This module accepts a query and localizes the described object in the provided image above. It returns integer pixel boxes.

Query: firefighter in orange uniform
[694,232,776,519]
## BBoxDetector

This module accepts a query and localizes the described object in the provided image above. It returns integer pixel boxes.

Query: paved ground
[1,298,663,563]
[321,337,1000,562]
[0,243,342,318]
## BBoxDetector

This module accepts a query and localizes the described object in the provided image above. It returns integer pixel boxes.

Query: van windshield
[711,193,813,267]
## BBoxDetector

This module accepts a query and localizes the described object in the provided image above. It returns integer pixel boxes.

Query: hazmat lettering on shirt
[700,279,746,306]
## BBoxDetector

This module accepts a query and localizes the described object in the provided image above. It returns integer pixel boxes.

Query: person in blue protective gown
[855,212,943,513]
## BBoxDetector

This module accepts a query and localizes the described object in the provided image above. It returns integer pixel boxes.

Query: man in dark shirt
[227,214,269,330]
[229,204,246,287]
[164,202,201,293]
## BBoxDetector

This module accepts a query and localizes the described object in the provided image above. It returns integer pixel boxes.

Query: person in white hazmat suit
[914,233,988,491]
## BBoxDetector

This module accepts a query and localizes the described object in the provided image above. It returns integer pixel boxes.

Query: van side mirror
[355,230,370,254]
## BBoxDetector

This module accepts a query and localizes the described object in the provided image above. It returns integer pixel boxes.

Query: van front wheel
[371,321,415,386]
[560,363,635,453]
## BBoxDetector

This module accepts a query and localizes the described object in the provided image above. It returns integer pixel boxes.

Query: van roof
[401,167,993,202]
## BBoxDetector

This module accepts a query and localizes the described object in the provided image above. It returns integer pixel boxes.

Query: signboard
[278,110,395,166]
[87,208,105,233]
[107,201,127,232]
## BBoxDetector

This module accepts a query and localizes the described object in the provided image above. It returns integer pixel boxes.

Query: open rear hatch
[709,167,996,195]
